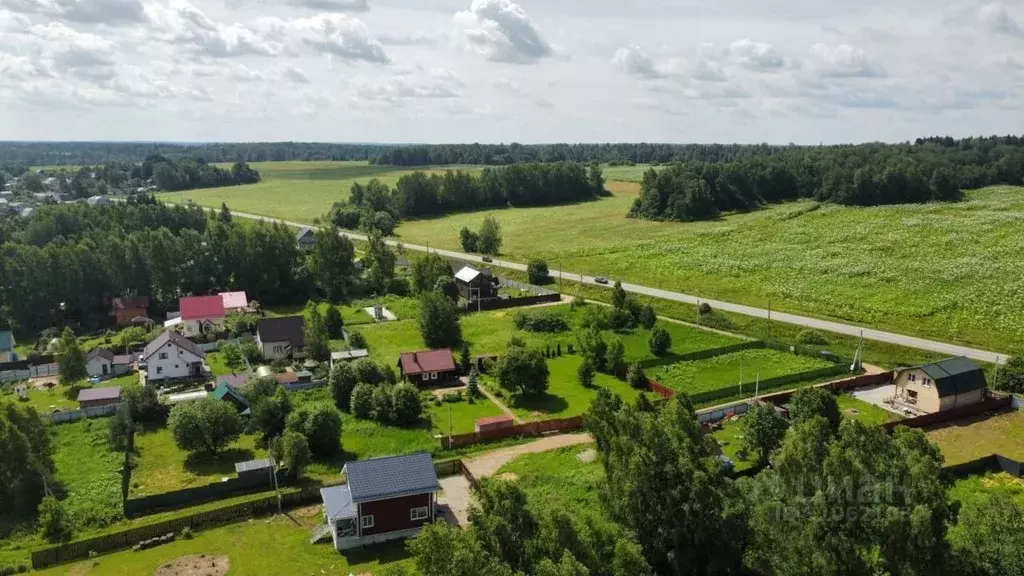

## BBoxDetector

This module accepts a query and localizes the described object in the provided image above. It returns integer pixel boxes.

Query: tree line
[628,139,1024,221]
[0,197,309,337]
[328,162,603,232]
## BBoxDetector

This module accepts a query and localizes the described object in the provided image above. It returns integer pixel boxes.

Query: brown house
[77,386,122,409]
[111,297,149,326]
[398,349,457,386]
[892,356,986,413]
[454,266,497,301]
[319,452,440,551]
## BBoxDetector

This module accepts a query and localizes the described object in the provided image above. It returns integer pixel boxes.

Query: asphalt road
[231,209,1008,364]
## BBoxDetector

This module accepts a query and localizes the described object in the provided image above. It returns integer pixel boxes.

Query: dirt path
[463,433,592,478]
[474,381,524,424]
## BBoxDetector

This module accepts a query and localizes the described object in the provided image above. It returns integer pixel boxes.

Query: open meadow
[651,348,836,396]
[162,159,1024,355]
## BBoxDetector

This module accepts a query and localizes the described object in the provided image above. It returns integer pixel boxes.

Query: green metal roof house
[893,356,987,413]
[212,381,251,415]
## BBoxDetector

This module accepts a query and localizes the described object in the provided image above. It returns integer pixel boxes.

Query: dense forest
[628,140,1024,220]
[329,162,603,232]
[0,197,305,335]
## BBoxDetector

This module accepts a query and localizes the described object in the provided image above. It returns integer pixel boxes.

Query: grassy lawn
[52,419,125,529]
[652,348,835,395]
[925,410,1024,466]
[427,396,506,435]
[949,472,1024,508]
[35,514,411,576]
[495,444,603,516]
[204,350,234,377]
[499,355,658,422]
[3,383,78,412]
[709,418,756,473]
[836,393,897,426]
[129,428,267,497]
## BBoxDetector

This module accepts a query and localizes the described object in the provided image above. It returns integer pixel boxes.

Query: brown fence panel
[647,379,675,399]
[440,415,585,450]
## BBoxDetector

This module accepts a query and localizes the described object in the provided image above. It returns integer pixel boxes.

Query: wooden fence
[463,292,562,312]
[441,415,585,449]
[48,402,121,424]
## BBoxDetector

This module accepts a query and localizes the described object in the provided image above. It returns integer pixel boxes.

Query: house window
[907,390,918,401]
[410,506,429,521]
[422,373,429,381]
[430,372,438,380]
[907,374,916,382]
[158,352,168,360]
[361,515,374,529]
[156,367,163,374]
[273,345,284,355]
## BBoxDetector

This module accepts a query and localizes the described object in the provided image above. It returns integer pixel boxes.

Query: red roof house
[180,295,226,320]
[398,349,457,386]
[220,291,249,312]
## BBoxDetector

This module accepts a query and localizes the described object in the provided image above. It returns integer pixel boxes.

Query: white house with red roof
[165,295,226,337]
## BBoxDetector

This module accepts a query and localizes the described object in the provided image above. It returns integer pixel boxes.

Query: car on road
[594,276,608,284]
[482,256,493,263]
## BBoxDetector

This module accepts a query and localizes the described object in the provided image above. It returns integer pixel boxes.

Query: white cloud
[0,54,55,79]
[290,13,389,63]
[144,0,286,58]
[286,0,369,12]
[378,30,439,46]
[979,3,1023,37]
[727,39,787,71]
[282,66,311,83]
[356,68,464,102]
[454,0,552,64]
[3,0,145,25]
[612,45,662,78]
[808,43,885,78]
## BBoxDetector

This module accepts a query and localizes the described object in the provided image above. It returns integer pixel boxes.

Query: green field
[130,429,267,496]
[34,514,409,576]
[652,348,835,396]
[158,161,479,223]
[165,159,1024,355]
[52,419,125,530]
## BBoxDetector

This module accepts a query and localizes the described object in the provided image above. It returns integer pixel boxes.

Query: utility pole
[269,456,281,515]
[739,359,744,397]
[754,369,760,399]
[767,301,772,340]
[448,404,453,450]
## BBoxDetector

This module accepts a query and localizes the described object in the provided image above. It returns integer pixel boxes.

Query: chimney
[413,352,418,362]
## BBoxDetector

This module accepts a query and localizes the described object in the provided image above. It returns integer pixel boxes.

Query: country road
[228,209,1007,364]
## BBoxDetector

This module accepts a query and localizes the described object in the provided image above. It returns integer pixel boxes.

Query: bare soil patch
[496,472,518,481]
[154,554,229,576]
[576,448,597,464]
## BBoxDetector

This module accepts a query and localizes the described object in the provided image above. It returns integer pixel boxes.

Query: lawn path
[463,433,592,478]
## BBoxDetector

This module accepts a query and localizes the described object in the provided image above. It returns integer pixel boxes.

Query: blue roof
[0,331,13,352]
[321,484,356,520]
[343,452,440,503]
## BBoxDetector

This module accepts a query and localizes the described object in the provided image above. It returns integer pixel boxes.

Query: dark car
[594,276,609,284]
[482,256,493,263]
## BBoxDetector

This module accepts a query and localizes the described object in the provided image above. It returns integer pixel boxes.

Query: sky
[0,0,1022,144]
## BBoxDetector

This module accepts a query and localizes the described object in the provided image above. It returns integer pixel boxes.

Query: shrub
[347,330,368,349]
[371,386,394,423]
[459,226,479,252]
[167,398,243,455]
[351,383,375,419]
[467,367,481,398]
[638,304,657,330]
[303,405,342,458]
[578,358,596,388]
[329,361,358,412]
[627,362,648,389]
[796,329,829,346]
[38,496,72,543]
[697,302,713,315]
[699,311,736,331]
[994,356,1024,394]
[604,338,625,376]
[324,306,344,339]
[286,407,309,433]
[442,391,463,403]
[270,430,312,476]
[527,259,550,284]
[391,384,423,426]
[354,358,385,385]
[649,327,671,357]
[107,408,135,451]
[512,311,569,333]
[180,526,194,540]
[495,345,549,397]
